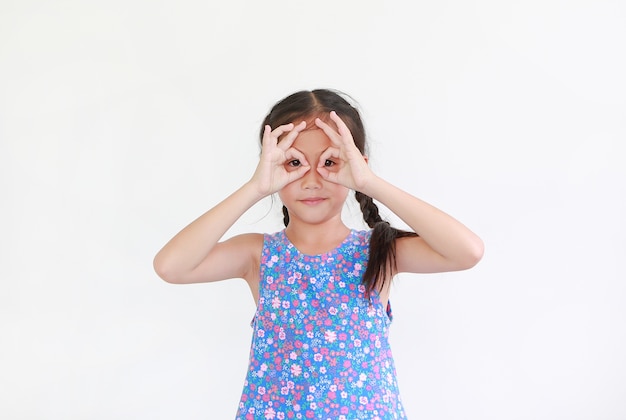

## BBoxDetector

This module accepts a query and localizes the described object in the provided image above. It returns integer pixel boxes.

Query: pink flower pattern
[236,230,406,419]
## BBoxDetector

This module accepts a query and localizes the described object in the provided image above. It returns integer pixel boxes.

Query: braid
[282,205,290,227]
[355,191,383,227]
[355,191,418,298]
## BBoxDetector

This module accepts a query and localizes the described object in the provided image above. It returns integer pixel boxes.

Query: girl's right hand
[250,121,309,197]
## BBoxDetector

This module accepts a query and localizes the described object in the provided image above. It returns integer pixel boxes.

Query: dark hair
[261,89,417,297]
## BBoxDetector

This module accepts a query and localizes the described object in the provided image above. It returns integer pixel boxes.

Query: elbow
[153,254,184,284]
[462,238,484,270]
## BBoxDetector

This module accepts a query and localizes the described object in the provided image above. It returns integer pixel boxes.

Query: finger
[316,147,341,183]
[285,147,310,168]
[277,121,306,151]
[285,148,311,182]
[329,110,352,139]
[314,117,343,147]
[261,125,274,150]
[328,111,357,149]
[270,123,295,140]
[316,165,338,184]
[317,147,340,168]
[318,114,361,158]
[290,165,311,182]
[313,116,336,134]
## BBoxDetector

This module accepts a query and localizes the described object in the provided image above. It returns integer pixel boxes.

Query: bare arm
[361,177,484,273]
[153,182,265,284]
[316,112,484,274]
[153,122,311,284]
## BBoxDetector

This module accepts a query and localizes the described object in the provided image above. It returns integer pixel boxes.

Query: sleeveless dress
[236,229,407,419]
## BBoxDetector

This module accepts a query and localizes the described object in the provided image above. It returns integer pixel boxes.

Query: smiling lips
[300,197,326,206]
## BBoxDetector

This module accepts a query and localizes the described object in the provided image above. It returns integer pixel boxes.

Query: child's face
[278,127,349,226]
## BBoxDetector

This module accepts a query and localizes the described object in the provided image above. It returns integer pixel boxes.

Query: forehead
[292,129,331,153]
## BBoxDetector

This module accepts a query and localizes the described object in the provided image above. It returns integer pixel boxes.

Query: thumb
[290,164,311,182]
[316,166,338,184]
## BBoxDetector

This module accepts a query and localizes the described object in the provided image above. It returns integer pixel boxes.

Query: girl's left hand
[315,111,374,191]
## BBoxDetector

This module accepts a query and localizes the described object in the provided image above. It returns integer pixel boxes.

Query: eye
[324,159,335,167]
[287,159,301,167]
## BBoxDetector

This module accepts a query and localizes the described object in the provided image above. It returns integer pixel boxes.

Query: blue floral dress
[236,229,407,419]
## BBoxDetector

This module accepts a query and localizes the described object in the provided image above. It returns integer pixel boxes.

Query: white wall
[1,0,625,419]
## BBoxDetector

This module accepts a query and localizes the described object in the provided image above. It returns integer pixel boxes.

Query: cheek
[277,184,295,202]
[330,184,350,201]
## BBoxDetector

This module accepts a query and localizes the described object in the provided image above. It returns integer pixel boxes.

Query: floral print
[236,229,406,419]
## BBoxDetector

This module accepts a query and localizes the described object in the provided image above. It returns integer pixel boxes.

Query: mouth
[299,197,326,206]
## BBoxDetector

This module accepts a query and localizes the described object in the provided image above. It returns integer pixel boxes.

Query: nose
[301,167,322,189]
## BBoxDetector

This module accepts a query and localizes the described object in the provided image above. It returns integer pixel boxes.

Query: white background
[1,0,625,419]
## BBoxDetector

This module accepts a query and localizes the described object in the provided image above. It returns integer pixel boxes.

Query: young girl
[154,89,484,419]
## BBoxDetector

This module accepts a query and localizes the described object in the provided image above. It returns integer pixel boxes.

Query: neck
[284,219,350,255]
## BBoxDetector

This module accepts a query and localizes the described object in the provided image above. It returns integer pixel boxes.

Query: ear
[363,155,369,164]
